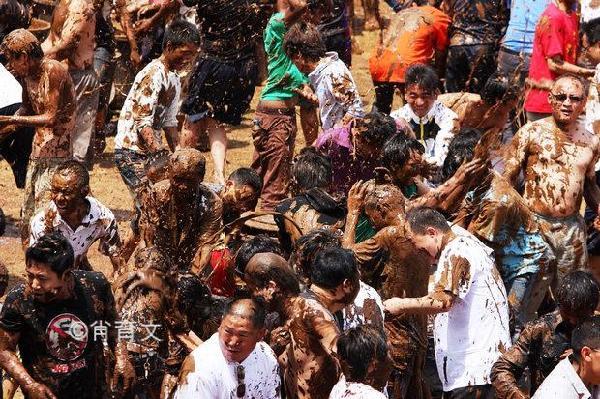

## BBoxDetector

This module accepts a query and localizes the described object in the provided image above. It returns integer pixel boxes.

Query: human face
[580,347,600,385]
[165,43,198,71]
[5,53,29,79]
[586,41,600,65]
[222,181,258,214]
[290,54,314,74]
[549,79,586,127]
[26,260,68,303]
[407,226,442,265]
[51,173,86,214]
[405,84,437,118]
[218,314,263,363]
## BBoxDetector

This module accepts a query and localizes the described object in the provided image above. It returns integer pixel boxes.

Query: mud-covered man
[29,160,125,275]
[0,29,76,243]
[503,75,600,290]
[41,0,99,166]
[0,232,134,398]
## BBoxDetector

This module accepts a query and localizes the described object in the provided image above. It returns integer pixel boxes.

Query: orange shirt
[369,6,450,83]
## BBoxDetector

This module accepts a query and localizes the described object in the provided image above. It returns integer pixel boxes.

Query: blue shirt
[501,0,549,53]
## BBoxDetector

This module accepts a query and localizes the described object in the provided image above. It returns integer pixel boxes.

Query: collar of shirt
[400,101,445,126]
[48,197,102,232]
[557,357,592,398]
[308,51,340,80]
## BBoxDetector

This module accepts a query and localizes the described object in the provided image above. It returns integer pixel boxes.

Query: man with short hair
[503,75,600,289]
[492,271,600,398]
[29,160,124,275]
[211,167,263,225]
[391,64,458,167]
[532,315,600,398]
[0,232,134,398]
[0,29,76,243]
[173,298,281,398]
[41,0,98,166]
[384,207,511,398]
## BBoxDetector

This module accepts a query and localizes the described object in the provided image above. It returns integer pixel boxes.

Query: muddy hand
[25,382,57,399]
[293,85,319,105]
[347,180,371,213]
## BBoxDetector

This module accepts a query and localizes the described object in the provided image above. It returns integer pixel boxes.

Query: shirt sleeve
[130,65,164,131]
[433,247,473,300]
[326,67,365,119]
[0,287,26,333]
[173,371,217,398]
[539,13,566,59]
[98,210,122,257]
[430,104,458,166]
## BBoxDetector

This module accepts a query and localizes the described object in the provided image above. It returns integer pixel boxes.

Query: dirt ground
[0,7,395,293]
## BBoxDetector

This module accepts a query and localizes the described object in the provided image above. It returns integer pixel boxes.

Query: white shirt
[0,63,22,109]
[433,229,511,392]
[329,375,387,399]
[586,64,600,136]
[391,101,457,167]
[174,333,282,399]
[308,52,364,130]
[115,59,180,153]
[532,357,600,399]
[29,197,121,264]
[581,0,600,23]
[342,281,384,330]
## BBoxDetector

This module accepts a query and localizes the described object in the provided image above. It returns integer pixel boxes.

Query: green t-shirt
[260,13,308,101]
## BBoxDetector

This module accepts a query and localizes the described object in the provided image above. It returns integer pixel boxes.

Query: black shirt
[0,270,116,398]
[318,0,349,38]
[183,0,259,61]
[448,0,507,45]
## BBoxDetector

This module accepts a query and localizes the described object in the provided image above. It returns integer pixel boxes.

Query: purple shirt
[315,127,378,196]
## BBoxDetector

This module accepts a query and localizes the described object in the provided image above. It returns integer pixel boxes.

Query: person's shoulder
[87,196,116,220]
[73,270,110,290]
[3,283,27,305]
[253,341,279,364]
[433,100,458,119]
[191,333,222,370]
[267,12,286,30]
[44,59,70,80]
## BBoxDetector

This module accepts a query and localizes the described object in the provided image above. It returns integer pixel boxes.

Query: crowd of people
[1,0,600,397]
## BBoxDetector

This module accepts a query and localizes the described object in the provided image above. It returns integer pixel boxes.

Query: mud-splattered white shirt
[391,101,458,167]
[29,196,121,264]
[308,52,364,129]
[115,58,180,154]
[532,357,600,399]
[329,375,387,399]
[586,64,600,142]
[174,333,282,399]
[433,230,511,392]
[342,281,384,331]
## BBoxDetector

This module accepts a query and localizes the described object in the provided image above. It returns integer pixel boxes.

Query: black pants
[372,82,404,114]
[443,384,495,399]
[445,44,498,93]
[0,103,34,188]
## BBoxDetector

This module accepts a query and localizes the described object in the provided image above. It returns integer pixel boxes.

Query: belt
[256,103,296,116]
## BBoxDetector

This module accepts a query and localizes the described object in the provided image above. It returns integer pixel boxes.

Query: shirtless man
[0,29,76,242]
[42,0,98,166]
[503,75,600,289]
[244,250,360,399]
[141,149,223,273]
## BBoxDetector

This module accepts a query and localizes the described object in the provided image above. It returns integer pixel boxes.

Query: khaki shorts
[21,157,68,242]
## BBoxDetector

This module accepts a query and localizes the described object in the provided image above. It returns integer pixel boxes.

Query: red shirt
[525,3,578,113]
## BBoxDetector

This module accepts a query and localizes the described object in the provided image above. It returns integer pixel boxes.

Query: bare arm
[300,102,319,146]
[43,1,94,60]
[284,0,308,26]
[584,139,600,214]
[502,125,530,187]
[117,0,141,67]
[342,181,371,247]
[384,291,455,315]
[547,56,595,78]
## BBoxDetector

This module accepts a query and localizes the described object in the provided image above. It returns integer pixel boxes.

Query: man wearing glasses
[504,75,600,297]
[173,298,281,399]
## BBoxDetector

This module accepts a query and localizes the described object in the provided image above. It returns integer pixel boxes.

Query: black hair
[337,325,388,382]
[228,167,262,194]
[585,17,600,45]
[246,259,301,296]
[441,128,483,182]
[556,271,600,317]
[571,315,600,362]
[162,20,201,50]
[404,63,439,94]
[25,232,75,276]
[553,74,588,97]
[176,273,213,320]
[283,21,327,62]
[310,247,358,289]
[381,133,424,172]
[356,111,398,147]
[291,229,341,281]
[406,207,450,234]
[55,159,90,189]
[235,235,283,275]
[480,72,519,105]
[224,297,267,330]
[1,29,44,61]
[291,147,332,193]
[134,246,170,273]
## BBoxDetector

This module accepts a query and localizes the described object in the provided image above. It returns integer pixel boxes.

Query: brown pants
[251,108,297,211]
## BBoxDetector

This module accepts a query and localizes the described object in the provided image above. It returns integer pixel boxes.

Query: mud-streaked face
[549,78,586,127]
[218,313,263,363]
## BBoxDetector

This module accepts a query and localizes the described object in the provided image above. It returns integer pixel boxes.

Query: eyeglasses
[550,93,584,103]
[236,364,246,398]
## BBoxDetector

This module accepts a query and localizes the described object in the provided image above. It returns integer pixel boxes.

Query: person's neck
[572,360,594,391]
[29,60,44,80]
[555,0,572,12]
[309,285,346,313]
[440,230,456,254]
[60,199,89,230]
[551,117,576,136]
[159,55,173,73]
[281,294,298,317]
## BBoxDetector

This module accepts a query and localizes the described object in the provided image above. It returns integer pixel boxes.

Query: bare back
[505,118,600,217]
